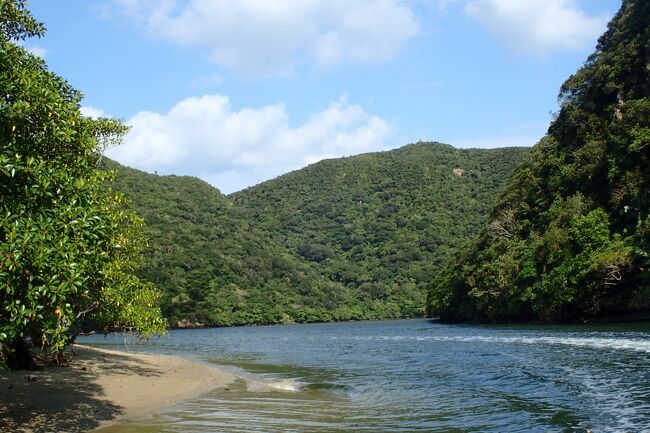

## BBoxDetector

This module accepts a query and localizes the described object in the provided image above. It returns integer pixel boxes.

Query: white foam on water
[358,335,650,353]
[204,360,303,393]
[246,378,302,393]
[560,364,650,433]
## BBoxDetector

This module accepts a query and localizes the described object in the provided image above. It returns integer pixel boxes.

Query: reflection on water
[83,320,650,433]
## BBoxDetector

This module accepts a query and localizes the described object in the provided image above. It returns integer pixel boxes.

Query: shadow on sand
[0,347,161,433]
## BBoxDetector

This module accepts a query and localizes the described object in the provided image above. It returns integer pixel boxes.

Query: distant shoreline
[164,313,650,331]
[0,345,234,433]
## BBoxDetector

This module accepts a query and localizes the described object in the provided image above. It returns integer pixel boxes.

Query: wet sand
[0,345,234,433]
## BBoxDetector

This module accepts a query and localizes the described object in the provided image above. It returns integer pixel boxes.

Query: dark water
[81,319,650,433]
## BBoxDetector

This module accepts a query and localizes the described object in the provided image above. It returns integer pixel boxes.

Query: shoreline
[0,344,234,433]
[168,314,650,332]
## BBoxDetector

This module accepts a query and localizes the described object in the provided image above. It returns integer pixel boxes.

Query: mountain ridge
[106,141,529,326]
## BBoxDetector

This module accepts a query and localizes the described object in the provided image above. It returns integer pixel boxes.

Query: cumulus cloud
[110,0,419,75]
[106,95,393,193]
[465,0,609,55]
[80,106,106,119]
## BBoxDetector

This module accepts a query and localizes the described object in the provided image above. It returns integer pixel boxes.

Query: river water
[81,319,650,432]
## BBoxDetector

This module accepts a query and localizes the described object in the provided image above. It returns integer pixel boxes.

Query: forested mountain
[428,0,650,323]
[104,160,328,327]
[107,143,528,327]
[231,143,528,317]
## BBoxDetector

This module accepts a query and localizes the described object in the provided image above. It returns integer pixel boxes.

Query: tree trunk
[4,338,39,370]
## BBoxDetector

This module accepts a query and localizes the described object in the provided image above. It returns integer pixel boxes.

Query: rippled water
[82,319,650,433]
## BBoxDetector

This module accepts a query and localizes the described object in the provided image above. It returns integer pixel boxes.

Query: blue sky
[25,0,620,193]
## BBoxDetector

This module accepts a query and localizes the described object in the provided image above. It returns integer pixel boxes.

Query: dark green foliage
[232,143,529,320]
[0,0,165,369]
[428,0,650,323]
[104,160,329,327]
[108,143,528,326]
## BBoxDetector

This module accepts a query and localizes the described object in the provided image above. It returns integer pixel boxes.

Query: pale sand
[0,344,234,433]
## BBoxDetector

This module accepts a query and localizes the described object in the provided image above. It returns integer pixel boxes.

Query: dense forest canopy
[107,143,528,327]
[0,0,165,369]
[428,0,650,323]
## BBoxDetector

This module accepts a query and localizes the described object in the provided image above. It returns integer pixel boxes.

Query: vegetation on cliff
[428,0,650,323]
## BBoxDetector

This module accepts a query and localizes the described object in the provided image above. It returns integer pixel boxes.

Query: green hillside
[231,143,529,317]
[428,0,650,323]
[106,142,528,326]
[103,160,330,327]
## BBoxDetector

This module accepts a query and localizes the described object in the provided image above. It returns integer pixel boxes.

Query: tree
[428,0,650,323]
[0,0,165,369]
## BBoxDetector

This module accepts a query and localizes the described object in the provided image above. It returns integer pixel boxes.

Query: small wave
[356,335,650,353]
[246,378,303,393]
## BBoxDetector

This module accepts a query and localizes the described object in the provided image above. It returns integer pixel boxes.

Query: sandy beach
[0,345,234,433]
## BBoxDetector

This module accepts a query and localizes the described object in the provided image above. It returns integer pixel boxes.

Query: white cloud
[465,0,609,55]
[15,40,49,58]
[106,95,393,193]
[27,45,48,58]
[110,0,419,75]
[80,106,106,119]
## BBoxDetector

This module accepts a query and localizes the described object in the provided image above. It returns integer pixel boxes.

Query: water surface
[82,319,650,432]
